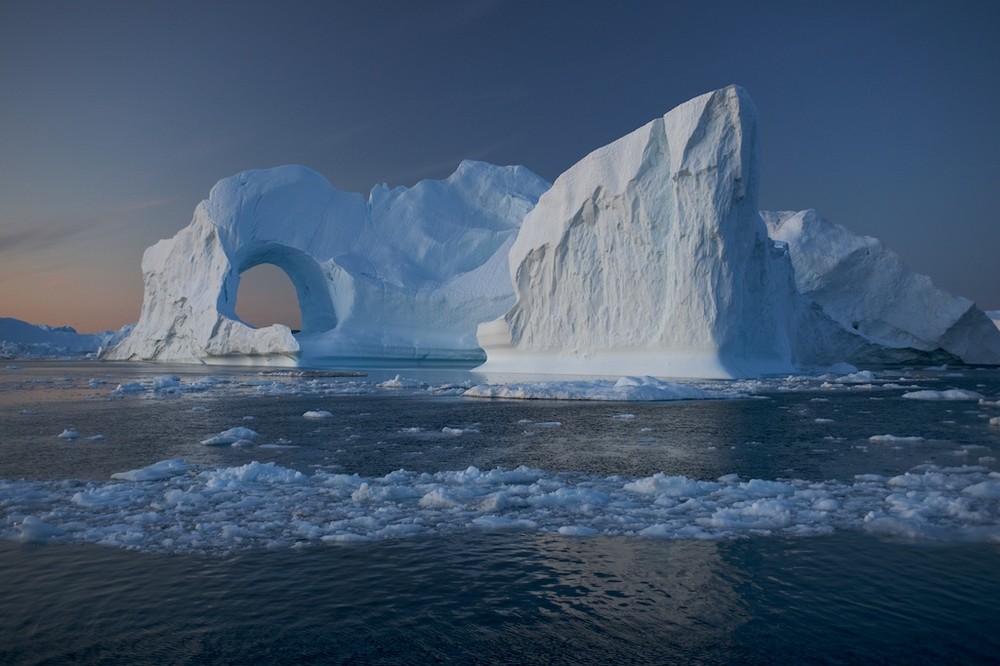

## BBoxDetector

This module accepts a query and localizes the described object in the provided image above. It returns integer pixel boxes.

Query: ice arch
[102,162,550,363]
[224,244,336,335]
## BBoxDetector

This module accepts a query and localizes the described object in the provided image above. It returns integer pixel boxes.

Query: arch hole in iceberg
[223,242,337,336]
[235,264,303,332]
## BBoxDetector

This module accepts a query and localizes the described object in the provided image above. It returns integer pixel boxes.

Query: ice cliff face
[763,209,1000,365]
[103,161,549,363]
[476,85,819,378]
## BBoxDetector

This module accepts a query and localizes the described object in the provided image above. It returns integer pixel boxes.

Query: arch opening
[235,263,303,332]
[223,242,337,335]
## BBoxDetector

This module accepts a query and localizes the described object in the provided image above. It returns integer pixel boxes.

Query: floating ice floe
[200,427,261,447]
[303,410,333,419]
[901,389,986,401]
[869,435,925,444]
[111,459,189,481]
[1,461,997,554]
[378,375,428,389]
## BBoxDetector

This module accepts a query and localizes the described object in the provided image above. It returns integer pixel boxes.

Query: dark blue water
[1,361,998,664]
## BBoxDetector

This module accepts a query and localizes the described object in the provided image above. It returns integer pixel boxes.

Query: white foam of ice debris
[200,427,260,446]
[901,389,986,401]
[1,461,996,554]
[464,376,726,401]
[303,410,333,419]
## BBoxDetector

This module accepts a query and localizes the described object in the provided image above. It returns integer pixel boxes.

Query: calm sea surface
[1,361,998,664]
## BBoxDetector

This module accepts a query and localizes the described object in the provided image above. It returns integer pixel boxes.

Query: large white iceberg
[475,85,1000,377]
[476,86,833,379]
[102,161,549,363]
[763,209,1000,365]
[103,85,999,374]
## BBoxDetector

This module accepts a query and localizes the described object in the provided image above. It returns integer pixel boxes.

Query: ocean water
[1,361,998,664]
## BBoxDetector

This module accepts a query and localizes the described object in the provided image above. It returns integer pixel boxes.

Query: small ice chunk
[901,389,985,401]
[152,375,181,390]
[18,516,63,542]
[558,525,599,537]
[962,480,1000,498]
[868,434,925,443]
[303,410,333,419]
[112,382,147,394]
[834,370,877,384]
[112,458,189,481]
[989,417,1000,427]
[85,434,106,441]
[612,413,637,420]
[57,429,79,440]
[442,426,479,436]
[201,427,260,446]
[378,375,427,389]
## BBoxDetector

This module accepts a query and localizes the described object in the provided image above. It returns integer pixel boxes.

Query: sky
[2,0,999,333]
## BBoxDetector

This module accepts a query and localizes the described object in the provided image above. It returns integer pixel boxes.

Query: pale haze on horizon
[1,0,998,333]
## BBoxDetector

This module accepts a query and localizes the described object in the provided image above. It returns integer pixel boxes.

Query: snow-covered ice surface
[102,161,548,364]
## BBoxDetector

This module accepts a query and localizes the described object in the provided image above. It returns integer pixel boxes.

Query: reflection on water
[2,532,997,665]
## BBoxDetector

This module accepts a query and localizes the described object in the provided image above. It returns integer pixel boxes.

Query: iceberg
[476,85,1000,377]
[102,161,549,363]
[763,209,1000,365]
[100,84,998,374]
[0,317,126,359]
[988,310,1000,334]
[476,85,831,379]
